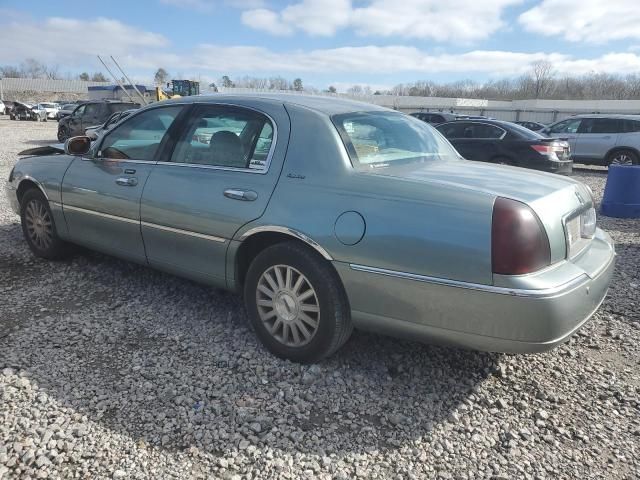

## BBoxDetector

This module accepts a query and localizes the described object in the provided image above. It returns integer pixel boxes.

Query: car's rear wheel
[20,189,73,260]
[244,242,352,363]
[607,149,639,166]
[57,126,69,142]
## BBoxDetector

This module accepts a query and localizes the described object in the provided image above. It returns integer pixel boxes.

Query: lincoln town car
[6,95,616,363]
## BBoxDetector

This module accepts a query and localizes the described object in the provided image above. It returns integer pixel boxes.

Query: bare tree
[220,75,234,88]
[154,68,170,85]
[530,60,555,98]
[91,72,107,82]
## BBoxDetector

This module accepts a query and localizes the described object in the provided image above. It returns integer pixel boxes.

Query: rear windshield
[508,122,547,139]
[332,111,460,169]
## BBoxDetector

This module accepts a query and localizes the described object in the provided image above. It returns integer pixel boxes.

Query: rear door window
[170,105,275,170]
[579,118,622,134]
[623,119,640,133]
[436,122,467,139]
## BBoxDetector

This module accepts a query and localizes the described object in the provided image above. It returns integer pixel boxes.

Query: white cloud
[241,9,293,36]
[519,0,640,43]
[0,17,169,67]
[190,44,640,77]
[241,0,522,42]
[3,14,640,83]
[242,0,350,37]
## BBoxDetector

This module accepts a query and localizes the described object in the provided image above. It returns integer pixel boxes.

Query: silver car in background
[543,114,640,166]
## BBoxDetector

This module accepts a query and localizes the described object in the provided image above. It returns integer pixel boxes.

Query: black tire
[244,241,352,363]
[57,126,69,142]
[20,189,73,260]
[607,149,639,166]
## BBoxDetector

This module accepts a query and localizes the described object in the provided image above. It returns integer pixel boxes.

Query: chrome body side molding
[349,263,591,298]
[141,221,226,243]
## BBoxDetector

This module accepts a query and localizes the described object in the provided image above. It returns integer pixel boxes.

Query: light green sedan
[5,94,616,363]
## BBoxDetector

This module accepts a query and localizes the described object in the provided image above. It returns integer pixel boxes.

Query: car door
[61,105,185,263]
[437,122,503,162]
[66,105,85,136]
[574,118,621,162]
[546,118,582,154]
[436,122,475,158]
[80,103,104,132]
[140,102,290,287]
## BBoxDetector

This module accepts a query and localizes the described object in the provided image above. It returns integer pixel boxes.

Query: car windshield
[508,122,548,139]
[332,111,460,169]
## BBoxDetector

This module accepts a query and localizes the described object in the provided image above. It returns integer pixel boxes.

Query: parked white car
[0,100,6,115]
[34,102,59,120]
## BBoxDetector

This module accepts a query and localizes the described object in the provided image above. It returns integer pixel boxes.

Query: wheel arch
[16,177,49,206]
[605,146,640,163]
[234,227,333,290]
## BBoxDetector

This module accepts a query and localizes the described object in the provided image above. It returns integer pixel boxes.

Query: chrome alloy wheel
[24,199,53,250]
[610,152,633,165]
[256,265,320,347]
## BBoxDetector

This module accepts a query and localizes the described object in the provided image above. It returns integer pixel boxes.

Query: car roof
[437,119,515,128]
[555,114,640,121]
[159,93,389,116]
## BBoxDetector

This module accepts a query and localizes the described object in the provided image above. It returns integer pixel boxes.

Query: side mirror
[65,136,92,156]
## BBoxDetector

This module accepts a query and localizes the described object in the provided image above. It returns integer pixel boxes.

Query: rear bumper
[542,159,573,175]
[335,229,615,353]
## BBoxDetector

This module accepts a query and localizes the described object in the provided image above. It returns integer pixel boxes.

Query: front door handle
[116,177,138,187]
[224,189,258,201]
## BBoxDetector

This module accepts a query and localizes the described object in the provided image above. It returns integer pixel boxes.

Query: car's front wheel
[607,149,639,166]
[244,242,352,363]
[20,189,73,260]
[57,126,69,142]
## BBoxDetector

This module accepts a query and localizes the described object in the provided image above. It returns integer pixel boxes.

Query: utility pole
[97,55,137,103]
[110,56,147,105]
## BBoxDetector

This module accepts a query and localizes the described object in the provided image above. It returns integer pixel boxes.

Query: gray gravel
[0,116,639,479]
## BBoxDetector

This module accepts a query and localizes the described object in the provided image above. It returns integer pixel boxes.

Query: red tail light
[492,197,551,275]
[530,144,552,155]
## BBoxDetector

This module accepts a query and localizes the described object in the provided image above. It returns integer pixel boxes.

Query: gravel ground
[0,116,638,479]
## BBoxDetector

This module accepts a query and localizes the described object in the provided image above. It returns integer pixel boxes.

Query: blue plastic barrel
[601,165,640,218]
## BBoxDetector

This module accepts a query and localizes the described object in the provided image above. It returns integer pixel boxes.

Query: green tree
[78,72,90,81]
[293,78,303,91]
[327,85,337,93]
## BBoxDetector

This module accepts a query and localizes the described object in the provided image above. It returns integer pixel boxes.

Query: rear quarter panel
[238,103,495,285]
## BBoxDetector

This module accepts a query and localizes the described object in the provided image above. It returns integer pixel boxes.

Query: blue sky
[1,0,639,92]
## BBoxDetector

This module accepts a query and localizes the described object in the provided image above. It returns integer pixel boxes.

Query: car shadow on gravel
[0,222,500,457]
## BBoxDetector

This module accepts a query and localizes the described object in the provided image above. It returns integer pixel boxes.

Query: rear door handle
[224,189,258,201]
[116,177,138,186]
